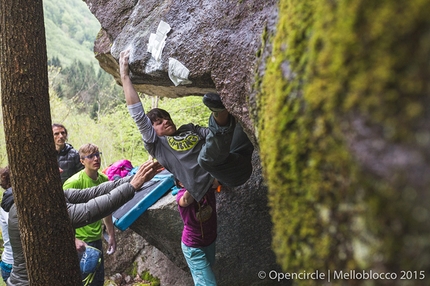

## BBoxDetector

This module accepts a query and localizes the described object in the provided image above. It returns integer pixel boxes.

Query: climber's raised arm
[120,49,141,105]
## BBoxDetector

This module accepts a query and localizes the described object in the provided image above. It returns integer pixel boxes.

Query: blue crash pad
[112,170,175,231]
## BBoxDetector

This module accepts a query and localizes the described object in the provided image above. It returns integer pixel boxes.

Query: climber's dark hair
[147,108,172,124]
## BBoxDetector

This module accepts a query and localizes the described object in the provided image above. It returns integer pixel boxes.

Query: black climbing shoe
[203,93,226,112]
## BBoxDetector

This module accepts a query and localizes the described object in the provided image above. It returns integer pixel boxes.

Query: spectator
[0,166,13,282]
[63,143,113,286]
[52,123,84,183]
[7,160,162,286]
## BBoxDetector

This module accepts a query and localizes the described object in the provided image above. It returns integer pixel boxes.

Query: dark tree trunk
[0,0,82,285]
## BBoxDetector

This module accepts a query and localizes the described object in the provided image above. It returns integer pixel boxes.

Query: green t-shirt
[63,170,109,242]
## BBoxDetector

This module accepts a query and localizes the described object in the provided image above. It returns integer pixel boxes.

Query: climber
[119,49,254,201]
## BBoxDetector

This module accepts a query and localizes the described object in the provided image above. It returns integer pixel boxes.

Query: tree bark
[0,0,82,285]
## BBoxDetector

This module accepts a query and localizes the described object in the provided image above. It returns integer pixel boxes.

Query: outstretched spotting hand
[119,49,131,79]
[130,160,163,190]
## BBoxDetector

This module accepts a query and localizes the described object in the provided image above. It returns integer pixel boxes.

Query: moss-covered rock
[258,0,430,284]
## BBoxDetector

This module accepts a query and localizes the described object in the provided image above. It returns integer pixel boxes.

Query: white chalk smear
[147,20,171,61]
[168,58,192,86]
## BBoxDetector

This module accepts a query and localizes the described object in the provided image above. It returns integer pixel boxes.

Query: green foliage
[140,270,160,286]
[126,261,139,277]
[259,0,430,282]
[43,0,100,68]
[43,0,126,120]
[53,60,125,117]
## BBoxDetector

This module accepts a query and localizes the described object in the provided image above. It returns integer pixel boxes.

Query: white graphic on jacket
[166,131,199,151]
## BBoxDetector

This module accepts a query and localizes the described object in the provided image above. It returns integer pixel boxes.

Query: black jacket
[57,143,84,183]
[1,187,14,212]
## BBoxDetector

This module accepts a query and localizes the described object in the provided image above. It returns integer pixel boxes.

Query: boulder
[84,0,285,284]
[129,154,285,285]
[84,0,278,134]
[89,0,430,283]
[103,230,193,285]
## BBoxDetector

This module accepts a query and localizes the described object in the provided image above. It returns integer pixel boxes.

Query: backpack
[105,159,133,181]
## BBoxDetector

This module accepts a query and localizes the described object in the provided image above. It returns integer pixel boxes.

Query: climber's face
[153,117,177,136]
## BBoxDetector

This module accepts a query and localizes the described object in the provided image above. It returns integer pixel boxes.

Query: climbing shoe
[203,93,226,112]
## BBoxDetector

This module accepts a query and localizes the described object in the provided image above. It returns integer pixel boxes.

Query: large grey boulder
[130,154,285,285]
[104,156,284,285]
[87,0,430,284]
[84,0,278,134]
[103,229,193,285]
[84,0,283,284]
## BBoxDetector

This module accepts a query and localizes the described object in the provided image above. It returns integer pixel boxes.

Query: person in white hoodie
[0,166,14,282]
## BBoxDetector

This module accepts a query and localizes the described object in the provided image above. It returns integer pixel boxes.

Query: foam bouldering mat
[113,170,175,231]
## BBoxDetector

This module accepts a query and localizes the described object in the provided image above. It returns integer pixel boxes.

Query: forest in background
[44,0,100,67]
[44,0,126,118]
[0,0,211,169]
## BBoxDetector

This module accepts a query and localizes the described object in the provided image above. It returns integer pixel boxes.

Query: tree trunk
[0,0,82,285]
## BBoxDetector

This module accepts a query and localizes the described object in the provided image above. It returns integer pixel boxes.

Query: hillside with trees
[44,0,100,67]
[43,0,126,117]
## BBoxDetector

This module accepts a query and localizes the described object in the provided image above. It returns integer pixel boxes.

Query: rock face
[85,1,281,285]
[104,155,285,285]
[85,0,278,134]
[257,0,430,284]
[90,0,430,284]
[103,229,193,285]
[131,154,284,285]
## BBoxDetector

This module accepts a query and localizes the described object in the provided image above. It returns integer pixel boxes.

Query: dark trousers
[198,115,254,187]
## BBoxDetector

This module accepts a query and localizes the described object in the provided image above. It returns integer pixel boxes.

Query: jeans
[0,260,12,282]
[181,242,217,286]
[198,115,253,187]
[83,239,104,286]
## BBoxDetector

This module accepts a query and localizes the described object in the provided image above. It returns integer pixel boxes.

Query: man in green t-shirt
[63,143,114,286]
